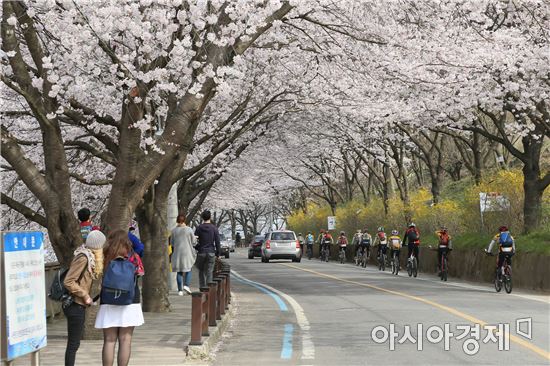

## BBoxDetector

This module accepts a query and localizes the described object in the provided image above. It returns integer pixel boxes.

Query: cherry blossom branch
[1,192,47,227]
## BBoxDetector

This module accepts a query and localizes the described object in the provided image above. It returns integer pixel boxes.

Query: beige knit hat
[85,230,106,249]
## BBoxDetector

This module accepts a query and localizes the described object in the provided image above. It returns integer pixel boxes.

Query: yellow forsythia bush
[286,169,548,237]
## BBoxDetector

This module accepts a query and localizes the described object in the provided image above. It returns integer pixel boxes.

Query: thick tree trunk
[429,169,442,205]
[522,175,543,233]
[472,132,483,184]
[521,147,545,233]
[138,186,171,313]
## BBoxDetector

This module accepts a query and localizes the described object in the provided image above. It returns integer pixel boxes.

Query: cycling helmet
[298,233,302,236]
[340,231,345,236]
[498,225,508,232]
[377,226,384,232]
[307,231,311,235]
[409,223,416,228]
[391,230,398,235]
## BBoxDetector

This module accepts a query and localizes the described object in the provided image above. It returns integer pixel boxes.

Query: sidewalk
[13,271,203,366]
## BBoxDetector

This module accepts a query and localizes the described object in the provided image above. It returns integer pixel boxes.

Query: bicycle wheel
[413,257,418,277]
[407,260,412,277]
[442,256,448,282]
[504,266,512,293]
[395,257,399,275]
[381,254,386,271]
[494,272,502,292]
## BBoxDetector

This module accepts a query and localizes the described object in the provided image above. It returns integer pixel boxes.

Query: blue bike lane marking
[232,271,293,359]
[281,324,294,359]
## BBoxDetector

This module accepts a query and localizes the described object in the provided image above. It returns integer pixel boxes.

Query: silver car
[261,231,301,263]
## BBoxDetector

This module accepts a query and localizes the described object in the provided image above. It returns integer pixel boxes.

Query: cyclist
[352,229,362,258]
[485,226,515,279]
[317,229,325,246]
[373,226,388,262]
[305,231,314,259]
[389,230,402,269]
[403,223,420,267]
[360,228,373,259]
[317,229,325,259]
[337,231,348,260]
[322,230,334,260]
[435,226,452,275]
[297,233,305,249]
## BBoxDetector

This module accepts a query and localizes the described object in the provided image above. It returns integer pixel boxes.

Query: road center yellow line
[281,263,550,361]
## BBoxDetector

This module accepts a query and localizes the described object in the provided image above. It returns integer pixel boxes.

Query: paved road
[213,249,550,366]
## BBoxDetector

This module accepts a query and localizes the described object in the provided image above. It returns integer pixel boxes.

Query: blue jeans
[176,271,192,291]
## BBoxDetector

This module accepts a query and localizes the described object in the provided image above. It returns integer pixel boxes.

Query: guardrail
[190,260,231,346]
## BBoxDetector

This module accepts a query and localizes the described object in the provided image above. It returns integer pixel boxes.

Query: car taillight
[296,240,300,248]
[265,240,271,249]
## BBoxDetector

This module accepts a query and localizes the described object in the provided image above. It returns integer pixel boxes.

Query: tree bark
[136,185,171,313]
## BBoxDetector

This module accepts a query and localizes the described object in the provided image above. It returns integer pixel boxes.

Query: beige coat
[64,254,93,306]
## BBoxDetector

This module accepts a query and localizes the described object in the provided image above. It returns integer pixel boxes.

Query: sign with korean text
[479,192,511,212]
[327,216,336,230]
[1,231,47,360]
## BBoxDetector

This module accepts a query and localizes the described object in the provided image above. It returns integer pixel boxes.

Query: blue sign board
[2,231,47,360]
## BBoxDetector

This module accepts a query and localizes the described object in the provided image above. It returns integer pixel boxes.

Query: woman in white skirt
[95,230,144,366]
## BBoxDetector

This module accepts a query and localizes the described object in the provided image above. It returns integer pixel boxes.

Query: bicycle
[320,245,330,262]
[429,245,449,282]
[391,251,400,275]
[361,247,369,268]
[306,244,313,260]
[355,247,364,266]
[338,247,346,264]
[487,251,513,294]
[407,253,418,278]
[440,250,448,282]
[378,249,387,271]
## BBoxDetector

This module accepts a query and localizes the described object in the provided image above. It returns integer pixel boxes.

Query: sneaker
[178,291,184,296]
[183,286,192,294]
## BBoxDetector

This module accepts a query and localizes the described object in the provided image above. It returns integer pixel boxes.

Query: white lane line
[231,269,315,360]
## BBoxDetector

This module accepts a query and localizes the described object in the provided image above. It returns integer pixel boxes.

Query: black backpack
[408,228,419,241]
[48,256,87,303]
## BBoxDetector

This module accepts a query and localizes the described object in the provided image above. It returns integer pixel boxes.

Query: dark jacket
[194,223,221,256]
[403,227,420,246]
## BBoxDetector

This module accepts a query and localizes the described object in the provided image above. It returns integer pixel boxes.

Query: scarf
[73,245,103,279]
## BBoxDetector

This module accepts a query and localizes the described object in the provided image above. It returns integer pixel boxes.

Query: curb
[184,291,237,362]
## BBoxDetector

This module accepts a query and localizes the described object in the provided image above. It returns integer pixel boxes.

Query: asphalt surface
[212,249,550,366]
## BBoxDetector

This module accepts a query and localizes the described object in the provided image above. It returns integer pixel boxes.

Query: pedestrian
[95,230,144,366]
[170,214,196,295]
[63,230,106,366]
[194,210,221,288]
[235,232,242,248]
[127,227,144,258]
[77,207,100,240]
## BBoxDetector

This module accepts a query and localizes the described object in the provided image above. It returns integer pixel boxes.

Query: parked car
[248,235,265,259]
[261,231,301,263]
